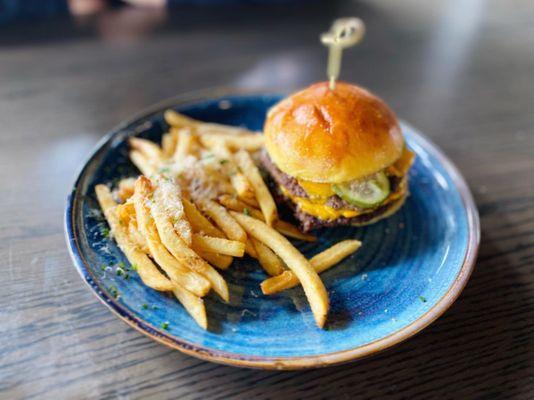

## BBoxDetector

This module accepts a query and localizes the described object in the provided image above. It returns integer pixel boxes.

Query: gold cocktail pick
[321,18,365,90]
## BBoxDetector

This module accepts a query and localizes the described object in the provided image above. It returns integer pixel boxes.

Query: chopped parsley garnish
[131,264,138,271]
[100,265,107,271]
[152,305,159,310]
[142,303,148,309]
[116,269,123,277]
[243,208,250,216]
[220,159,228,165]
[161,321,169,330]
[124,273,130,280]
[101,227,110,238]
[419,296,427,303]
[159,167,170,174]
[109,286,119,298]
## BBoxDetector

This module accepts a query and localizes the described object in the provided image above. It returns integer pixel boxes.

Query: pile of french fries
[95,109,361,329]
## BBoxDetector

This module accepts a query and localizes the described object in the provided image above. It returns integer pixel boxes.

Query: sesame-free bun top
[264,81,404,183]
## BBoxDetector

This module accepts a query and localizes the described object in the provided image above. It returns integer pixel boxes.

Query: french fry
[165,109,257,136]
[192,234,245,257]
[134,177,211,297]
[161,132,177,158]
[182,198,225,238]
[218,195,263,218]
[231,211,329,328]
[128,220,149,253]
[150,196,229,302]
[197,199,247,243]
[218,195,316,242]
[201,140,255,204]
[172,286,208,329]
[239,195,260,209]
[164,109,199,129]
[199,133,264,151]
[153,177,193,246]
[244,239,258,258]
[130,150,157,176]
[261,240,362,295]
[95,184,173,292]
[173,128,195,162]
[115,200,135,226]
[251,237,285,276]
[116,178,136,202]
[196,250,233,270]
[230,173,256,203]
[234,150,277,226]
[129,137,163,162]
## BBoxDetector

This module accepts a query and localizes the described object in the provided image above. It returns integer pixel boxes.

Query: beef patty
[259,150,406,232]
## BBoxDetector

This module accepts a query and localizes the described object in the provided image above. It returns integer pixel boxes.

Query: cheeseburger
[261,81,414,232]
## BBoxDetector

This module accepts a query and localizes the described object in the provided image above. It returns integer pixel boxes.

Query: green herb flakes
[109,286,119,299]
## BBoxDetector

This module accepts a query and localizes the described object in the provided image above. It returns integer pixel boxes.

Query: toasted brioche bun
[264,81,404,183]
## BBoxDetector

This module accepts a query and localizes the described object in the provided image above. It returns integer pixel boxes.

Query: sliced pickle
[332,172,390,209]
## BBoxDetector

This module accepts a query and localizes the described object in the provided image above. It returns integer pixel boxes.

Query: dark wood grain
[1,0,533,398]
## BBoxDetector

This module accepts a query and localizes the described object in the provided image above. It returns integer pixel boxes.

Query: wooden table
[1,1,533,398]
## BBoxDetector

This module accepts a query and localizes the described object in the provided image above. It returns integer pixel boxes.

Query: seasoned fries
[196,250,233,270]
[173,128,195,162]
[161,132,177,158]
[95,184,173,292]
[199,133,264,151]
[129,150,156,176]
[150,193,229,302]
[153,177,192,246]
[94,109,363,329]
[234,150,277,226]
[230,173,256,203]
[261,240,362,295]
[129,137,163,161]
[182,198,224,238]
[134,177,211,297]
[192,234,245,257]
[196,199,246,243]
[172,286,207,329]
[251,238,285,276]
[231,212,329,328]
[218,194,316,242]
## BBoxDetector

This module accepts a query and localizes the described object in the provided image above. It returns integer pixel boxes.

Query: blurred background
[1,1,533,399]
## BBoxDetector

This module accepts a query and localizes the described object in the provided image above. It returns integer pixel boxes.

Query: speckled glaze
[65,91,479,370]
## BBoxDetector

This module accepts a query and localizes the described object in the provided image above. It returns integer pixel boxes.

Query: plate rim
[64,88,480,370]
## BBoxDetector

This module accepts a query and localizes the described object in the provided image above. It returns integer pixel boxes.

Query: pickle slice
[332,172,390,208]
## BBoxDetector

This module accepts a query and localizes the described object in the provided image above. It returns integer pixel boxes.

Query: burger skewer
[321,17,365,90]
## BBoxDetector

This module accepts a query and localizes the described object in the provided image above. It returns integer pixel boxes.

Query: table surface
[1,1,533,399]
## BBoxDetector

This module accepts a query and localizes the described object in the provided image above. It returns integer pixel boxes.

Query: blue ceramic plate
[65,90,479,369]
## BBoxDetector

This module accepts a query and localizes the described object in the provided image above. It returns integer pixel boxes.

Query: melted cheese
[296,147,414,200]
[282,147,413,220]
[281,179,407,221]
[297,180,335,198]
[386,147,415,177]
